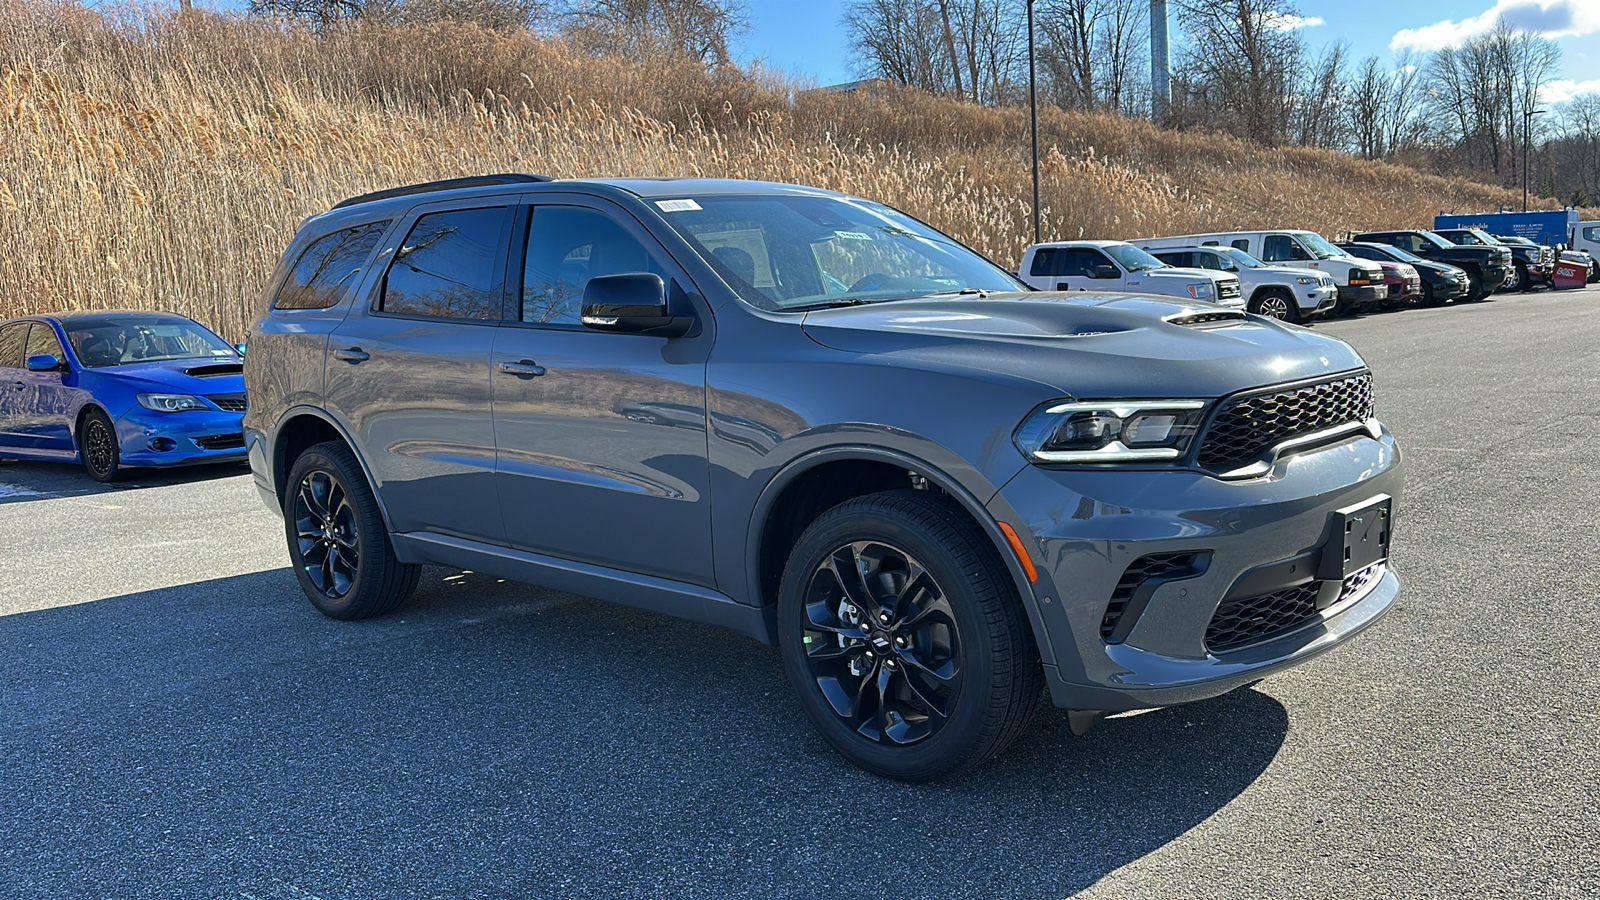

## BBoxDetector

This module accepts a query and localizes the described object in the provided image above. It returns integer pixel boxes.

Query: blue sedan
[0,311,247,482]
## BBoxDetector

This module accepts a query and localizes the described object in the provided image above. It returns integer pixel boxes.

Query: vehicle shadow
[1,568,1289,899]
[0,458,250,505]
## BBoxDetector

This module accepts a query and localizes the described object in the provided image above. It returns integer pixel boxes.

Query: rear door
[0,322,28,447]
[489,196,716,586]
[324,200,514,543]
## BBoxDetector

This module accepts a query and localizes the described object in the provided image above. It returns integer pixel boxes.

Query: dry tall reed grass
[0,0,1534,338]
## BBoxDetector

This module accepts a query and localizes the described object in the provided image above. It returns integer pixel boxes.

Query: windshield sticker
[655,199,702,213]
[833,230,872,241]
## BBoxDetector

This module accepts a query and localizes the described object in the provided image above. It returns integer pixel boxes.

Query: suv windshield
[64,315,236,368]
[651,194,1024,311]
[1103,243,1167,272]
[1220,247,1267,268]
[1299,232,1344,259]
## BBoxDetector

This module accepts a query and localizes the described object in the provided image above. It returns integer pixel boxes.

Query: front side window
[654,194,1023,310]
[1261,235,1298,262]
[382,208,509,320]
[275,222,389,310]
[520,206,670,326]
[64,316,236,368]
[25,323,64,361]
[1583,225,1600,242]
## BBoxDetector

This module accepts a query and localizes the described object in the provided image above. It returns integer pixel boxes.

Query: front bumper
[992,423,1403,712]
[115,408,246,467]
[1337,283,1383,307]
[1430,274,1470,299]
[1301,285,1338,313]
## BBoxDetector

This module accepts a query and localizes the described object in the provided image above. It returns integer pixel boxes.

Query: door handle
[333,347,369,363]
[499,360,547,378]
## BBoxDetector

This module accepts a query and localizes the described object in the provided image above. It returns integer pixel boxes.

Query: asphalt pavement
[2,287,1598,899]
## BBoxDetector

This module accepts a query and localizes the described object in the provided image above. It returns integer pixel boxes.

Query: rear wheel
[80,408,123,483]
[285,441,420,620]
[777,489,1042,781]
[1250,289,1299,323]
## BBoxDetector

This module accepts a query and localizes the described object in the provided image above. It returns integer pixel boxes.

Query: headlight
[1015,399,1209,464]
[1186,283,1215,300]
[1348,267,1375,285]
[1295,276,1316,284]
[137,393,209,412]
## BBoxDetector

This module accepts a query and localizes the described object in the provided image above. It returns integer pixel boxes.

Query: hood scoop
[1165,310,1248,328]
[184,363,244,377]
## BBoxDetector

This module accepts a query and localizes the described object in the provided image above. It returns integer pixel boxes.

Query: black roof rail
[331,173,554,210]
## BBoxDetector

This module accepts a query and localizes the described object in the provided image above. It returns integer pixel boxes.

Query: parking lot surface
[3,288,1598,899]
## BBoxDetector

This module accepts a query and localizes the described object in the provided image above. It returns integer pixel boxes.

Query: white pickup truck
[1138,229,1385,314]
[1572,220,1600,282]
[1017,240,1244,307]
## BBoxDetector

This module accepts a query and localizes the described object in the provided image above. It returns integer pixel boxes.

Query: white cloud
[1265,12,1325,31]
[1540,77,1600,102]
[1390,0,1600,52]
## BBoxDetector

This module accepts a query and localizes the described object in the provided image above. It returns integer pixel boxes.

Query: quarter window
[275,222,390,310]
[383,208,510,320]
[520,206,669,326]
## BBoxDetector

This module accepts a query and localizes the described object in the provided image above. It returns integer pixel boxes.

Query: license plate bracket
[1318,495,1392,580]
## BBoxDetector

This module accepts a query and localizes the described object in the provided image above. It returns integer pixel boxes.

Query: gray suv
[244,175,1403,780]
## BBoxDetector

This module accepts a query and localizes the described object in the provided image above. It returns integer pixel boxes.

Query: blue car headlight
[1015,399,1210,463]
[137,393,209,412]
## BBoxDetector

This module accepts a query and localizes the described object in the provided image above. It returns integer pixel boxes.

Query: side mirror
[580,273,693,337]
[1091,264,1120,279]
[234,343,247,357]
[26,353,63,372]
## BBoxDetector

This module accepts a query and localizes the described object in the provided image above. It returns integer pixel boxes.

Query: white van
[1016,240,1243,307]
[1139,230,1385,314]
[1570,221,1600,282]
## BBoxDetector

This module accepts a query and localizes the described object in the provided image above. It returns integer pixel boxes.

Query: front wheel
[1250,289,1299,323]
[777,489,1042,781]
[285,441,420,620]
[1464,271,1485,301]
[80,408,124,483]
[1514,263,1532,292]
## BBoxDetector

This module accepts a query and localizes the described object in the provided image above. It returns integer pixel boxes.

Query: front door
[490,200,716,587]
[0,322,28,447]
[324,202,514,543]
[15,322,77,454]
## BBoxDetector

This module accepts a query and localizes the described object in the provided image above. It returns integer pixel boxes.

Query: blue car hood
[799,292,1366,399]
[90,357,246,395]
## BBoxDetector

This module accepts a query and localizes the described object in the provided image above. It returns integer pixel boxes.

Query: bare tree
[556,0,746,65]
[1291,39,1347,149]
[1171,0,1302,145]
[1036,0,1147,113]
[843,0,1022,104]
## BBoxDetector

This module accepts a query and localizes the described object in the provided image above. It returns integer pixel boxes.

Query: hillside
[0,0,1537,337]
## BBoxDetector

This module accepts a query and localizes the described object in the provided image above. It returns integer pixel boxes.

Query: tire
[79,408,124,483]
[1464,270,1485,302]
[1514,263,1532,292]
[284,441,420,620]
[1420,281,1437,307]
[776,489,1043,781]
[1250,289,1299,323]
[1589,262,1599,284]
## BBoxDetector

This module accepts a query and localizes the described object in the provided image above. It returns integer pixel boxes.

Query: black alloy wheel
[777,489,1042,781]
[798,540,962,747]
[80,408,123,483]
[293,468,360,600]
[285,441,420,620]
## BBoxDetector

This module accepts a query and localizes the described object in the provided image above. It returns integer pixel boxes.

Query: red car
[1375,260,1422,308]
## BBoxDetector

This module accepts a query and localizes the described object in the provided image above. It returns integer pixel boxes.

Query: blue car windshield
[64,316,236,368]
[651,194,1025,311]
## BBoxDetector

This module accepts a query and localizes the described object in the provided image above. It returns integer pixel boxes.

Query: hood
[1256,264,1329,282]
[800,293,1365,400]
[88,357,246,395]
[1143,267,1231,284]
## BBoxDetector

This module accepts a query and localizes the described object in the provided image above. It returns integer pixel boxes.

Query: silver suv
[245,175,1403,780]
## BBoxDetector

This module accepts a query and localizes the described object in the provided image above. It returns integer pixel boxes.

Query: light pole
[1028,0,1041,243]
[1523,107,1546,212]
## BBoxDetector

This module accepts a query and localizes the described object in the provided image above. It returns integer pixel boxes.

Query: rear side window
[1154,251,1190,267]
[25,323,64,360]
[1231,239,1250,251]
[275,222,390,310]
[383,207,511,320]
[0,323,27,368]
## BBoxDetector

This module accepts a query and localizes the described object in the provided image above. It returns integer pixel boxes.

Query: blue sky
[736,0,1600,102]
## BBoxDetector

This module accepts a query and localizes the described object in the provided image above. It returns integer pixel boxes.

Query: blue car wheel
[81,408,123,483]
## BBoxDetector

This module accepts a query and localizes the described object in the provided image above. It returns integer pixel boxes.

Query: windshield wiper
[923,288,994,298]
[782,297,890,312]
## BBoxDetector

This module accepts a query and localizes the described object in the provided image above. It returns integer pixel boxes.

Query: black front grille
[1218,281,1241,300]
[194,433,245,451]
[1207,583,1320,653]
[209,394,247,412]
[1195,372,1374,474]
[1102,552,1202,639]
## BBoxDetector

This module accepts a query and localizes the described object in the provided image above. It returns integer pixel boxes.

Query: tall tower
[1151,0,1171,122]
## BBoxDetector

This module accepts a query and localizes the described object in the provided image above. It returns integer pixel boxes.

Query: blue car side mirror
[234,343,247,357]
[25,353,63,372]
